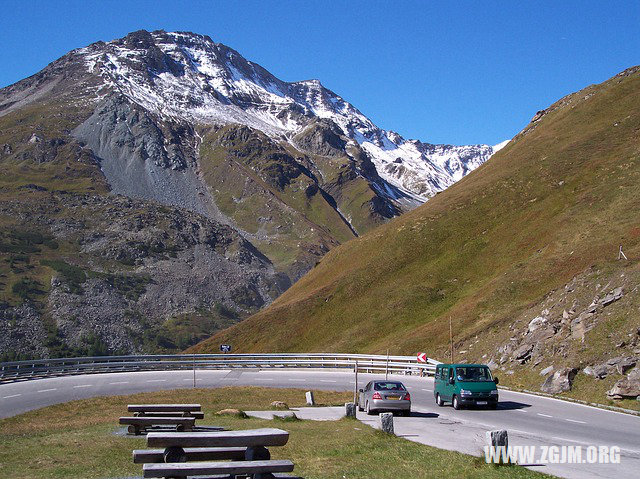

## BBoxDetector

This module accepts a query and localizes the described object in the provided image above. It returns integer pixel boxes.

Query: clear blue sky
[1,1,638,146]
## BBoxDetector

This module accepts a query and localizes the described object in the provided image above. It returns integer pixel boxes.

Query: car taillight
[372,392,382,400]
[404,392,411,401]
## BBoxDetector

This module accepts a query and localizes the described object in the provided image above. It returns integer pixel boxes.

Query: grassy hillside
[192,67,640,405]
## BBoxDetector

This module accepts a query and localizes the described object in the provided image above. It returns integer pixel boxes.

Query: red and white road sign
[417,352,427,363]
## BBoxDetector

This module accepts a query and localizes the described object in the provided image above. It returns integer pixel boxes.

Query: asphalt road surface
[1,368,639,479]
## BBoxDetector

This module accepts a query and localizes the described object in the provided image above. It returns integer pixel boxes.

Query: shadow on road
[408,411,439,418]
[496,401,532,410]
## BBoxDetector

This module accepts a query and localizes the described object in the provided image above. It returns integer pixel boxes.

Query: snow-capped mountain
[0,29,504,356]
[78,30,496,201]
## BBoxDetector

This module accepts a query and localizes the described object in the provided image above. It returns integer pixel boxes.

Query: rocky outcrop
[0,191,288,357]
[583,357,637,379]
[0,303,48,359]
[607,368,640,399]
[541,367,578,394]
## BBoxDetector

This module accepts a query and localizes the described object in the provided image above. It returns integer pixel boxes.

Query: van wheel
[436,393,444,407]
[366,401,374,416]
[452,395,462,410]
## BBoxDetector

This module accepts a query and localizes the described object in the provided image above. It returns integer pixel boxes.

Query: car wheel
[436,393,444,407]
[453,395,461,410]
[366,401,374,416]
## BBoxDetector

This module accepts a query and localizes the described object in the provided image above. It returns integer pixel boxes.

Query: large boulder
[607,368,640,399]
[541,367,578,394]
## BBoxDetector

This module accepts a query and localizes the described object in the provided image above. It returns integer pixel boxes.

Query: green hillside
[193,67,640,406]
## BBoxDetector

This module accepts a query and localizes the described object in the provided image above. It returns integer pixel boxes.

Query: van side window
[449,368,454,382]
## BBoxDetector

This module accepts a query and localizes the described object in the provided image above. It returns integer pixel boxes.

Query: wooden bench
[143,459,295,478]
[132,411,205,420]
[146,428,289,449]
[120,416,195,435]
[128,404,202,417]
[141,428,295,477]
[133,446,246,463]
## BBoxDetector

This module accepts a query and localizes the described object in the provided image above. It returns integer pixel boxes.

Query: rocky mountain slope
[0,30,495,358]
[194,66,640,408]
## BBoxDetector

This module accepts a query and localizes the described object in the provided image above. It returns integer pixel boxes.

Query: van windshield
[455,367,493,382]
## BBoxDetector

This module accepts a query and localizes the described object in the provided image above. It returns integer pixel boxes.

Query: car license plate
[477,401,488,405]
[387,395,400,400]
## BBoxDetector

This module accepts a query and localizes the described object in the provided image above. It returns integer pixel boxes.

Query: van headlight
[490,390,499,395]
[460,389,472,396]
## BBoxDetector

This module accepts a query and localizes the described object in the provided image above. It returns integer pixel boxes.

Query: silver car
[358,380,411,416]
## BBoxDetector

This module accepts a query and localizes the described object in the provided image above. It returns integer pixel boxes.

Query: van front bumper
[459,396,498,407]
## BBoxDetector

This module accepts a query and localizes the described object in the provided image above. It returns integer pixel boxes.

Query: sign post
[220,344,232,353]
[385,349,390,380]
[353,360,359,406]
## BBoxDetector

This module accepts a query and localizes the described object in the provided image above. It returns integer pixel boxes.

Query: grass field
[0,387,549,479]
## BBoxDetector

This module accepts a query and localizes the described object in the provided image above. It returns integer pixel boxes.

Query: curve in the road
[1,369,639,479]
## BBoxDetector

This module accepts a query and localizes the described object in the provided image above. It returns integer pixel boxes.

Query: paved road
[1,368,639,479]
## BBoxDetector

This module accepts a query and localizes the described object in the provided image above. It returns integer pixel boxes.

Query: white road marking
[552,436,588,444]
[288,379,306,381]
[565,418,586,424]
[421,389,431,392]
[38,388,57,393]
[146,379,167,383]
[109,381,129,385]
[516,409,528,413]
[320,380,337,383]
[73,384,92,388]
[2,394,21,399]
[256,378,273,381]
[537,413,553,418]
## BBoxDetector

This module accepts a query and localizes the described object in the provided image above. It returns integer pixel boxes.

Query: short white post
[305,391,315,406]
[486,429,509,448]
[345,402,356,418]
[380,412,394,434]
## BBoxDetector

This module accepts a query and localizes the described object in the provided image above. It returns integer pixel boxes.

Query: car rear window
[373,382,406,391]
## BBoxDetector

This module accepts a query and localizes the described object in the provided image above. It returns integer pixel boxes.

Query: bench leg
[163,446,187,463]
[244,446,270,461]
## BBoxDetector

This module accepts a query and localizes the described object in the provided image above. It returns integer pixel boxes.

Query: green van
[433,363,499,410]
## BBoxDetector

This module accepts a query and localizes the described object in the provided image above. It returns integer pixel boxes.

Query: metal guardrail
[0,353,440,383]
